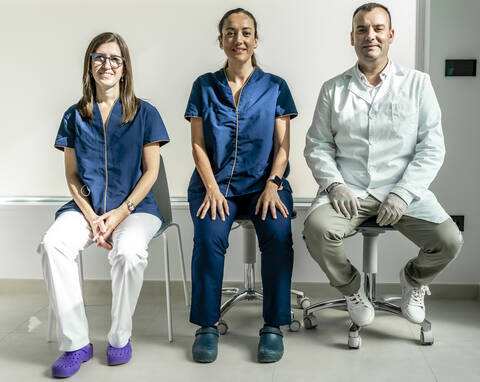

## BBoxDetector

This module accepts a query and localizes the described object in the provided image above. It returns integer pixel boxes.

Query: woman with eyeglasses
[38,32,169,378]
[185,8,297,363]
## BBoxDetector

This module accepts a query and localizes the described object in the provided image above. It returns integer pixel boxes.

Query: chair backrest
[151,155,173,225]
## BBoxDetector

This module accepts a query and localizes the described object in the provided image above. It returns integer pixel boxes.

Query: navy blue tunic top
[54,99,170,220]
[184,68,297,201]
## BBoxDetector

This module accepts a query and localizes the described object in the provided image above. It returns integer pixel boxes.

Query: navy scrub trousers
[189,190,294,327]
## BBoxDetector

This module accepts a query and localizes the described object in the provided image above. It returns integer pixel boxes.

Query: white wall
[1,0,477,285]
[0,200,472,284]
[0,0,416,198]
[428,0,480,283]
[0,202,439,284]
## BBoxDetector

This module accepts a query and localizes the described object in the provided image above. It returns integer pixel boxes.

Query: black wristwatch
[268,175,283,188]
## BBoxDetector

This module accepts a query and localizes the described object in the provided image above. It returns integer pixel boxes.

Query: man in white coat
[303,2,463,327]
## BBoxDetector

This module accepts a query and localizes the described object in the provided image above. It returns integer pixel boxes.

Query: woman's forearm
[191,118,220,192]
[64,148,96,222]
[193,144,220,191]
[123,143,160,211]
[66,172,97,222]
[268,116,290,180]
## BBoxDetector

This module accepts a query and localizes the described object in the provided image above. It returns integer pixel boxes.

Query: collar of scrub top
[217,66,260,107]
[92,98,123,128]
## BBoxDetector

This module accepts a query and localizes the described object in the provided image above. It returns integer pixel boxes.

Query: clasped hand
[89,207,130,250]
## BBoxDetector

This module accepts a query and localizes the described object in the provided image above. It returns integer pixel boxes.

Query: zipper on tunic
[102,106,115,214]
[224,68,255,197]
[103,121,109,214]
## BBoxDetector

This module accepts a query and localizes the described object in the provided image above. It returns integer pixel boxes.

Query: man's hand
[376,193,408,226]
[328,184,360,219]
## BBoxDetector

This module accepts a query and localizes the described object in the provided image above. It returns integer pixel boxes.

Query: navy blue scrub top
[184,68,297,201]
[54,99,170,220]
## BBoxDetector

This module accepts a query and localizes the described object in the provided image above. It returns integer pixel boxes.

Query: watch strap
[125,199,135,212]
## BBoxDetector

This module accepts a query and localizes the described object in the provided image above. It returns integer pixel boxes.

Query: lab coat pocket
[392,103,418,137]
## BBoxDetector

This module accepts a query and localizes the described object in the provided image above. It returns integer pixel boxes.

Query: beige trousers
[303,196,463,296]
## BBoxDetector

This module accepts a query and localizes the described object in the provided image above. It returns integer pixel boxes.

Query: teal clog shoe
[257,326,284,363]
[192,326,219,363]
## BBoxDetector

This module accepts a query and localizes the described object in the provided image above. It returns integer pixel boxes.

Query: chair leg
[78,250,85,304]
[47,304,54,342]
[172,223,189,307]
[162,233,173,342]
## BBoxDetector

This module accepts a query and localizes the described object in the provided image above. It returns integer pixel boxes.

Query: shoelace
[347,293,369,308]
[409,285,431,306]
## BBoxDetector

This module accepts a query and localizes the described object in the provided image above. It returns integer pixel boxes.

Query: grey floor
[0,285,479,382]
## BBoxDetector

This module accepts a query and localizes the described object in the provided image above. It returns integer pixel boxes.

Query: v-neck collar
[93,98,122,129]
[219,67,257,108]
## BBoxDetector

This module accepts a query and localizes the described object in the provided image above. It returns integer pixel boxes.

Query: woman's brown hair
[78,32,140,124]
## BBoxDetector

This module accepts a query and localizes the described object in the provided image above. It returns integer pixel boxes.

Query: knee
[38,231,61,260]
[440,228,464,262]
[111,240,147,268]
[193,226,229,256]
[303,217,341,247]
[260,225,293,249]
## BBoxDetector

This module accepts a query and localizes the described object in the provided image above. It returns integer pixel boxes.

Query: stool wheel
[217,320,228,335]
[289,319,301,332]
[348,333,362,349]
[348,323,361,349]
[420,329,434,345]
[297,296,311,310]
[303,314,318,329]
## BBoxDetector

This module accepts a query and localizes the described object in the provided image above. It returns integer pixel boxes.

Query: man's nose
[367,27,376,41]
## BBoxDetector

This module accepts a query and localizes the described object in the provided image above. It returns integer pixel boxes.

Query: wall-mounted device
[445,59,476,76]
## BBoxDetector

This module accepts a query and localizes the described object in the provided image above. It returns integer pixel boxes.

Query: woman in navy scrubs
[185,8,297,363]
[38,32,169,377]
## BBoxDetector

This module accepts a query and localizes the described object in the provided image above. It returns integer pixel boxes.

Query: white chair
[47,155,189,343]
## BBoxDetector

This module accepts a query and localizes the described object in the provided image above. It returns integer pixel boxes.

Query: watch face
[274,176,282,186]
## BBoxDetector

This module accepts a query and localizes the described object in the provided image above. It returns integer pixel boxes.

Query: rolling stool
[303,216,434,348]
[217,210,311,334]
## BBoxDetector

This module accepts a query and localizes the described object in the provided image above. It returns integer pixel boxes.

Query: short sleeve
[275,79,298,119]
[184,78,202,121]
[144,104,170,147]
[54,106,76,151]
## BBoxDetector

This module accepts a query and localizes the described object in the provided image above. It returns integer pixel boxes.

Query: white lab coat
[304,60,449,223]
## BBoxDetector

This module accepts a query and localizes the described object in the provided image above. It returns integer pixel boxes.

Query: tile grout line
[406,322,438,382]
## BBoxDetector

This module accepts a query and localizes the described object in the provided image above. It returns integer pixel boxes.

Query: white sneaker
[400,269,431,324]
[344,287,374,327]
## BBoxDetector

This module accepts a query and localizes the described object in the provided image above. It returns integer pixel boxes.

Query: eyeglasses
[90,53,125,69]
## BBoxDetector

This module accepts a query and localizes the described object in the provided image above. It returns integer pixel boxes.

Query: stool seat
[358,217,394,230]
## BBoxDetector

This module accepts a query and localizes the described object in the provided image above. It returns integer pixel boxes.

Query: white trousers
[38,211,161,351]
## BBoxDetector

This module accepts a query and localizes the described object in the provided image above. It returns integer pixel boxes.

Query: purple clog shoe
[107,340,132,366]
[51,344,93,378]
